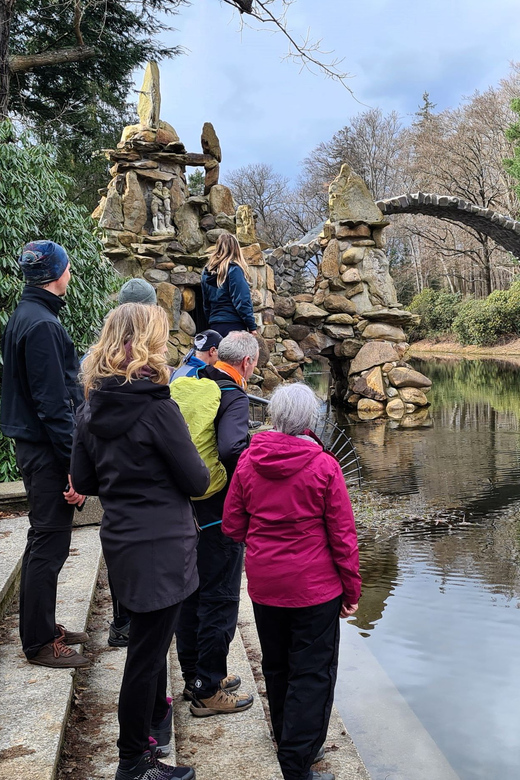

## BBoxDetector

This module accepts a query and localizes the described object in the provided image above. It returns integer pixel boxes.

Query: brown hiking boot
[56,623,89,645]
[183,673,242,702]
[190,688,254,717]
[28,637,89,668]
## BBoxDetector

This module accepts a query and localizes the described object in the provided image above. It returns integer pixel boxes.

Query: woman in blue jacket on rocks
[201,233,257,337]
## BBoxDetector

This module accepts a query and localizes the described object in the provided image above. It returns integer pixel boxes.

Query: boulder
[321,239,340,279]
[299,331,335,357]
[286,324,310,342]
[342,247,365,265]
[181,288,196,312]
[387,367,432,389]
[325,313,355,325]
[398,387,429,406]
[293,302,328,324]
[170,271,201,286]
[274,295,296,318]
[386,397,405,419]
[323,324,355,339]
[199,214,217,231]
[362,308,419,326]
[169,177,186,211]
[282,339,304,362]
[349,341,399,375]
[399,408,430,428]
[334,339,363,358]
[262,368,283,392]
[359,248,398,306]
[156,282,181,330]
[137,61,161,127]
[206,228,227,244]
[201,122,222,162]
[179,311,196,336]
[363,323,406,341]
[323,294,356,314]
[209,185,235,216]
[215,213,236,231]
[262,324,280,339]
[174,202,204,254]
[335,224,371,239]
[255,334,271,368]
[122,171,147,234]
[341,267,361,284]
[350,366,386,401]
[276,362,301,379]
[144,269,169,283]
[99,181,124,230]
[329,163,388,225]
[242,243,264,266]
[344,282,365,299]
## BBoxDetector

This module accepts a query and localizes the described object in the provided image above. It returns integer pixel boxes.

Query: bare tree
[225,162,299,246]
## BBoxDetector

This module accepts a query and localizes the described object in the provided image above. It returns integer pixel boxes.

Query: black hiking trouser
[16,440,74,659]
[117,601,182,762]
[176,512,244,698]
[253,596,342,780]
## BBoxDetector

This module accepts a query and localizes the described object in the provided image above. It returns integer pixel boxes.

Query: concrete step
[0,524,102,780]
[0,516,27,618]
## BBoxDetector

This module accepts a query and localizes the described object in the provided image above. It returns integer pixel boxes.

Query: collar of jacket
[21,285,66,316]
[213,360,247,389]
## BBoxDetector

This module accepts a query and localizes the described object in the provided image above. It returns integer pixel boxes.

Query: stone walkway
[0,514,370,780]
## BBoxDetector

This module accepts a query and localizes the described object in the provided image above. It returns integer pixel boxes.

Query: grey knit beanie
[118,278,157,305]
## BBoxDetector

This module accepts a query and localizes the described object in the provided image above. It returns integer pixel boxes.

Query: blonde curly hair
[81,302,170,398]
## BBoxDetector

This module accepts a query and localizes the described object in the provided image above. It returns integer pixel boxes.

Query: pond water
[332,357,520,780]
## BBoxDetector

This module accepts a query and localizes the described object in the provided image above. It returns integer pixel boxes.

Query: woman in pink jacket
[222,383,361,780]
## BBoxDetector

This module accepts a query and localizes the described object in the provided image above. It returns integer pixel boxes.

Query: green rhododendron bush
[0,121,118,480]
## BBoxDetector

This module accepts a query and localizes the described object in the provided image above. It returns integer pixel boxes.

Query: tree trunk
[0,0,15,120]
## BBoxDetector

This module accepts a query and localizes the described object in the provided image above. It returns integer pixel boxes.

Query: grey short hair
[217,331,259,365]
[268,383,319,436]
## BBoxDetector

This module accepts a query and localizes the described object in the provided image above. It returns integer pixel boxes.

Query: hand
[64,475,86,507]
[250,330,258,336]
[340,601,358,619]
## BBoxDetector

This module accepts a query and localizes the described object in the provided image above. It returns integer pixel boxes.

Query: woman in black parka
[71,303,209,780]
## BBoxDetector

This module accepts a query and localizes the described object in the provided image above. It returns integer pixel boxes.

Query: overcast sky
[132,0,520,184]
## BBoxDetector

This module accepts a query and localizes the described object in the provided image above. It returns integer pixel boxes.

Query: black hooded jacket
[0,286,83,468]
[71,376,210,612]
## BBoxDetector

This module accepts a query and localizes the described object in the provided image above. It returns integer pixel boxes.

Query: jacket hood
[85,376,170,439]
[247,430,323,479]
[202,268,218,288]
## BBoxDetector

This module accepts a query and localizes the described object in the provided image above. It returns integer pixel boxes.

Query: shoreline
[408,336,520,360]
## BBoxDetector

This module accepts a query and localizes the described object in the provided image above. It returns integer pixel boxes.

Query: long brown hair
[205,233,251,287]
[81,302,170,398]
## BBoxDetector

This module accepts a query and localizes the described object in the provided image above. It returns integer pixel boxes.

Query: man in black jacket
[1,240,88,668]
[175,330,259,718]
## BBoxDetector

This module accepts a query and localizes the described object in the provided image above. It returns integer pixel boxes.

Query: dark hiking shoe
[309,773,334,780]
[108,620,131,647]
[312,746,326,764]
[28,638,89,669]
[115,748,195,780]
[183,673,241,702]
[150,697,173,758]
[56,623,89,645]
[190,688,253,717]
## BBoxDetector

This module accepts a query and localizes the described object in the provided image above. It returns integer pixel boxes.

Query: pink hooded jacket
[222,430,361,608]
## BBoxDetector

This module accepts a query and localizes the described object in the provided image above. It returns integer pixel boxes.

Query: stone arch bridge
[376,193,520,258]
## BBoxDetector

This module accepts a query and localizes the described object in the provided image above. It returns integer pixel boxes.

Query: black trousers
[16,440,74,659]
[108,573,130,625]
[176,520,244,698]
[253,596,342,780]
[118,601,182,761]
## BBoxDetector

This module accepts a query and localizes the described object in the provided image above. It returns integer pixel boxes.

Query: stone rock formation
[94,65,431,427]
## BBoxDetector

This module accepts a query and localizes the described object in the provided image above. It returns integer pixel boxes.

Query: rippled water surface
[332,358,520,780]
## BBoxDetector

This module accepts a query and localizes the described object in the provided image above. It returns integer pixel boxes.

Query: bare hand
[64,475,86,507]
[250,330,258,336]
[340,601,358,619]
